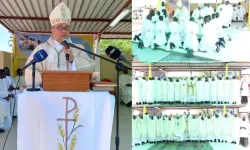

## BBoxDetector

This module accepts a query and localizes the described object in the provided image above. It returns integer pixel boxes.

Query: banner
[18,91,115,150]
[15,32,93,58]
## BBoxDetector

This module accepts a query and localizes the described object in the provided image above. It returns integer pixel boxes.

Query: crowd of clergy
[132,111,250,148]
[132,76,249,105]
[0,67,26,134]
[134,0,246,53]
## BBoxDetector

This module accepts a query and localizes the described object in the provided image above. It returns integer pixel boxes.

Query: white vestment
[167,82,175,102]
[231,117,240,143]
[6,76,19,116]
[223,80,230,103]
[204,81,210,102]
[119,74,132,104]
[154,21,167,46]
[225,4,233,26]
[162,80,168,102]
[25,37,95,87]
[196,81,204,102]
[210,80,217,102]
[230,79,241,104]
[188,117,199,140]
[14,76,26,87]
[205,6,214,17]
[206,117,214,140]
[148,116,156,142]
[146,80,154,103]
[152,15,159,23]
[155,80,163,102]
[166,118,174,140]
[0,79,11,128]
[187,80,196,102]
[192,8,206,35]
[180,80,188,102]
[142,20,155,48]
[210,18,225,40]
[216,4,229,27]
[162,117,167,140]
[237,6,246,21]
[173,116,186,141]
[156,117,163,141]
[232,7,239,21]
[240,81,248,97]
[166,22,181,51]
[183,21,199,51]
[199,22,218,52]
[141,115,149,143]
[221,116,231,141]
[140,79,147,102]
[152,79,158,102]
[6,76,16,88]
[213,116,222,139]
[217,80,224,102]
[240,119,250,138]
[199,118,207,140]
[174,6,190,41]
[132,117,142,145]
[174,81,181,101]
[132,80,141,104]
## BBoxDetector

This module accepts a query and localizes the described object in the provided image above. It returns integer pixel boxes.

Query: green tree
[99,39,132,55]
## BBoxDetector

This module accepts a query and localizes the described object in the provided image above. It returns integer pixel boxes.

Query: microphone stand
[67,43,131,150]
[26,62,41,91]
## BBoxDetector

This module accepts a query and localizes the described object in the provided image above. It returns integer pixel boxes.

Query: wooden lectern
[41,71,92,92]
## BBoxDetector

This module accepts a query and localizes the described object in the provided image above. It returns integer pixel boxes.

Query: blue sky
[0,24,12,53]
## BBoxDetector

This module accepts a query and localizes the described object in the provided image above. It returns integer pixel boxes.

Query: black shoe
[170,43,175,50]
[0,129,5,133]
[214,139,216,142]
[210,140,212,142]
[216,47,220,53]
[139,102,142,105]
[219,41,225,48]
[136,102,139,105]
[126,101,132,107]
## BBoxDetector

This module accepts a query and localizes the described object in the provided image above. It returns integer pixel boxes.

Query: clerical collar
[53,40,64,52]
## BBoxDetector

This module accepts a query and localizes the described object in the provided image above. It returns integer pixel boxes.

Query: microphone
[22,49,48,70]
[61,39,70,61]
[105,46,131,66]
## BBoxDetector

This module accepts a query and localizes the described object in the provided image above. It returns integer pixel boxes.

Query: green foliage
[99,39,132,55]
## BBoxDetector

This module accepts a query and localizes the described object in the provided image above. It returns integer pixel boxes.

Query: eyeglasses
[53,26,70,31]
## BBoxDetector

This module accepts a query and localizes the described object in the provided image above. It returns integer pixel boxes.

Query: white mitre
[176,0,183,7]
[198,3,203,8]
[49,2,71,26]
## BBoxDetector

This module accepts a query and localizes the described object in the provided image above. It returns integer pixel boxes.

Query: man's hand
[20,85,27,93]
[63,48,74,62]
[126,84,132,87]
[4,96,10,101]
[8,85,14,91]
[8,94,14,98]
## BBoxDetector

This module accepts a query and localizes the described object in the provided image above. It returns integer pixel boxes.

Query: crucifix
[57,97,77,150]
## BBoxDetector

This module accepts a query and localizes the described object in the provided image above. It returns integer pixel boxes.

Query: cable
[2,75,21,150]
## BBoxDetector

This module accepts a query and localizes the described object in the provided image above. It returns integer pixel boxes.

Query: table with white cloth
[17,90,115,150]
